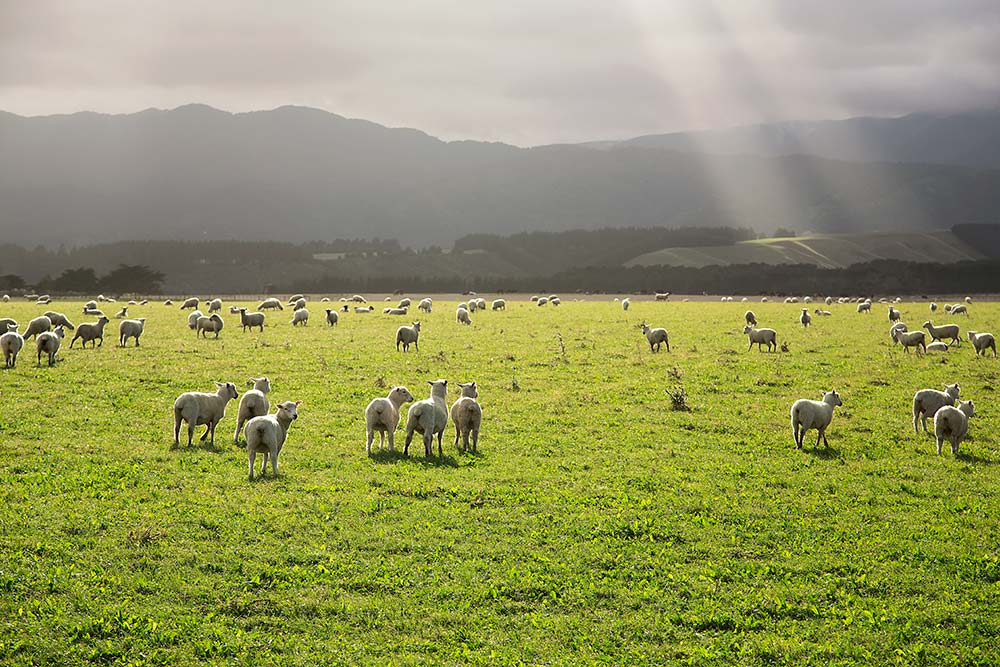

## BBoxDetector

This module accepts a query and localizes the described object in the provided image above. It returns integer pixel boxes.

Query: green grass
[1,298,998,666]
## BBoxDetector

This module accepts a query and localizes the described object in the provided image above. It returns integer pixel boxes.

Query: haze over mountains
[1,105,999,248]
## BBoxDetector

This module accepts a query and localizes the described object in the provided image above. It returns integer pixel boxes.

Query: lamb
[118,318,145,347]
[383,307,408,315]
[291,308,309,326]
[180,297,200,309]
[42,311,75,330]
[951,304,969,316]
[923,321,961,346]
[21,315,52,340]
[456,307,472,325]
[234,377,271,444]
[926,342,949,352]
[1,326,24,367]
[173,382,239,447]
[655,292,671,301]
[114,306,128,319]
[244,401,302,479]
[744,325,777,352]
[354,306,374,313]
[70,316,110,348]
[404,379,449,457]
[292,298,307,311]
[196,314,224,338]
[934,400,975,455]
[418,298,433,313]
[187,310,203,330]
[912,383,960,433]
[238,308,265,332]
[800,308,811,327]
[258,298,284,311]
[365,386,414,454]
[790,390,843,449]
[744,310,757,326]
[491,299,506,311]
[893,328,926,353]
[930,302,937,312]
[889,322,908,345]
[36,327,65,366]
[397,298,412,308]
[396,321,420,351]
[621,298,630,311]
[324,309,339,326]
[857,302,871,313]
[968,331,997,357]
[640,322,670,352]
[451,382,482,454]
[207,298,223,313]
[888,307,900,322]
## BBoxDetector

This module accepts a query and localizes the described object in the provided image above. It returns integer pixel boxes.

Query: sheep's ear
[428,380,434,386]
[294,400,302,406]
[215,382,224,388]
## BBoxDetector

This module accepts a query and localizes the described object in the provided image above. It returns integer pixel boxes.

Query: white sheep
[354,306,374,313]
[927,342,949,352]
[923,321,961,346]
[229,305,242,314]
[800,308,811,327]
[398,297,412,308]
[893,328,926,353]
[118,318,145,347]
[456,307,472,325]
[234,377,271,444]
[814,309,832,316]
[744,325,777,352]
[930,302,937,312]
[404,379,449,457]
[113,305,128,319]
[238,308,265,332]
[621,298,630,311]
[761,297,768,303]
[187,310,203,330]
[83,300,98,311]
[889,322,908,345]
[944,304,953,312]
[36,327,64,366]
[292,298,307,311]
[320,297,330,302]
[0,318,16,333]
[965,296,973,304]
[888,307,900,322]
[43,311,75,330]
[287,294,305,304]
[418,298,433,313]
[550,297,561,306]
[351,295,368,303]
[1,294,8,302]
[1,326,24,367]
[325,309,339,326]
[163,299,173,306]
[825,296,833,305]
[934,400,975,455]
[655,292,671,301]
[83,308,105,317]
[912,383,960,433]
[530,295,539,302]
[640,322,669,352]
[70,316,110,348]
[857,302,871,314]
[951,304,968,316]
[180,297,200,310]
[291,308,309,326]
[396,321,420,351]
[207,298,223,313]
[21,315,52,340]
[491,299,506,311]
[968,331,997,357]
[383,307,408,315]
[365,386,414,454]
[744,310,757,326]
[245,401,301,480]
[451,382,482,454]
[258,298,284,311]
[196,314,224,338]
[790,390,843,449]
[468,299,479,312]
[173,381,239,447]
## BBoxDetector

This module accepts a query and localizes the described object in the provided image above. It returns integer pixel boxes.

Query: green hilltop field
[1,297,998,665]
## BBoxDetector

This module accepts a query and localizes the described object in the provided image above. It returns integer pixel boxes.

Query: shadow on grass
[369,449,460,467]
[168,439,228,454]
[955,451,999,466]
[803,445,842,460]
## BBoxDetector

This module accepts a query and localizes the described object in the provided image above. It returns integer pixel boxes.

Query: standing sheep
[258,298,284,311]
[418,298,433,313]
[187,310,203,330]
[1,325,24,367]
[893,328,926,353]
[800,308,811,327]
[912,383,960,433]
[622,298,630,311]
[934,400,975,455]
[639,323,670,352]
[456,307,472,325]
[245,401,302,481]
[292,298,307,311]
[397,298,412,309]
[888,307,900,322]
[70,317,111,348]
[365,386,414,454]
[744,326,777,352]
[36,327,65,367]
[744,310,757,326]
[207,298,223,313]
[968,331,997,357]
[173,382,239,447]
[234,377,271,444]
[180,297,200,310]
[43,311,75,330]
[930,302,937,312]
[404,380,449,457]
[21,315,52,341]
[238,308,265,332]
[451,382,482,454]
[491,299,506,311]
[889,322,908,344]
[857,302,871,314]
[196,314,225,338]
[923,321,961,346]
[291,308,310,326]
[790,390,843,449]
[951,304,969,316]
[324,309,339,326]
[396,322,420,351]
[118,318,145,347]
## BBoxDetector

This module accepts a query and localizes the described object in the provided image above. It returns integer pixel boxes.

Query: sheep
[893,329,926,353]
[761,297,768,303]
[930,302,938,312]
[456,307,472,325]
[140,299,148,305]
[536,297,549,307]
[398,297,412,309]
[912,383,961,433]
[944,304,953,312]
[491,299,506,311]
[244,401,302,480]
[187,310,203,330]
[1,327,24,367]
[927,342,949,352]
[790,390,843,449]
[70,316,110,348]
[324,309,339,326]
[640,322,669,352]
[825,296,833,305]
[180,297,199,309]
[530,295,539,302]
[889,322,908,345]
[36,327,64,366]
[418,298,433,313]
[451,382,482,453]
[547,294,558,302]
[292,298,307,311]
[1,294,7,302]
[118,318,145,347]
[622,298,630,311]
[468,300,479,312]
[173,382,239,447]
[354,306,374,314]
[814,309,832,316]
[351,295,367,303]
[365,386,414,454]
[396,321,420,351]
[744,325,777,352]
[655,292,671,301]
[207,298,223,313]
[923,321,961,346]
[744,310,757,326]
[0,318,17,333]
[550,297,561,306]
[258,298,284,311]
[163,299,173,306]
[968,331,997,357]
[457,302,468,311]
[228,305,241,314]
[21,315,52,340]
[83,308,105,317]
[800,308,811,327]
[383,307,408,315]
[888,307,901,322]
[404,380,449,457]
[287,294,305,304]
[291,308,309,326]
[234,377,271,444]
[83,300,98,311]
[196,314,224,338]
[951,304,968,316]
[965,296,973,304]
[238,308,265,332]
[934,400,975,455]
[857,302,871,314]
[320,297,330,302]
[114,306,128,319]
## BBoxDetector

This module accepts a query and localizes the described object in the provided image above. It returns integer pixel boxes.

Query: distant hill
[3,105,1000,247]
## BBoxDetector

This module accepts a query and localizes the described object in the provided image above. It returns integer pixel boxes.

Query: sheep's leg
[403,429,414,456]
[414,341,418,351]
[209,421,217,445]
[187,422,195,446]
[437,430,444,457]
[423,433,433,458]
[936,437,944,455]
[270,446,278,476]
[248,451,256,481]
[471,429,478,452]
[462,429,470,453]
[200,423,211,441]
[387,430,394,451]
[665,340,670,352]
[366,428,374,455]
[454,425,461,452]
[951,438,960,455]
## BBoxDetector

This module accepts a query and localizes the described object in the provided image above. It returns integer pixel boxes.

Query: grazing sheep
[291,308,309,326]
[383,307,408,315]
[114,306,128,319]
[825,296,833,305]
[468,300,479,312]
[396,321,420,351]
[404,380,449,457]
[927,342,949,352]
[457,302,468,311]
[456,307,472,325]
[857,302,871,314]
[118,318,145,347]
[790,390,843,449]
[365,386,414,454]
[245,401,302,480]
[744,325,777,352]
[888,307,901,322]
[234,377,271,444]
[349,295,366,303]
[83,300,97,311]
[292,298,307,311]
[530,295,539,302]
[320,297,330,302]
[800,308,812,327]
[622,298,630,311]
[744,310,757,326]
[70,316,111,348]
[207,298,223,313]
[889,322,908,344]
[550,297,561,306]
[951,304,968,316]
[173,382,239,447]
[36,327,65,366]
[1,327,24,367]
[418,298,433,313]
[934,400,975,455]
[258,298,284,311]
[640,322,670,352]
[1,294,7,302]
[354,306,374,313]
[324,309,339,326]
[968,331,997,357]
[21,315,52,340]
[761,297,768,302]
[43,311,75,330]
[491,299,506,311]
[287,294,305,304]
[163,299,173,306]
[187,310,203,330]
[923,321,961,346]
[912,383,961,433]
[893,329,926,353]
[398,298,412,309]
[944,304,953,313]
[930,302,938,312]
[180,297,200,310]
[655,292,671,301]
[965,296,973,304]
[237,308,265,332]
[196,314,224,338]
[451,382,482,454]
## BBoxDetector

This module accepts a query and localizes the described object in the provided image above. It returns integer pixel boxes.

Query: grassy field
[1,297,998,666]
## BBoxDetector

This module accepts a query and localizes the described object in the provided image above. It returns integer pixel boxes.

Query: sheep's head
[456,382,478,399]
[428,379,448,398]
[412,321,420,331]
[276,401,302,421]
[251,377,271,393]
[823,390,843,407]
[945,383,960,397]
[53,326,65,339]
[960,400,975,418]
[743,325,753,334]
[216,382,239,400]
[391,386,414,403]
[98,316,110,324]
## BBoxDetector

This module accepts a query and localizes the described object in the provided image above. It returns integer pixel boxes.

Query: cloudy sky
[2,1,998,145]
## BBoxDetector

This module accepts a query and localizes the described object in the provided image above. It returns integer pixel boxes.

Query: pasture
[1,297,998,666]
